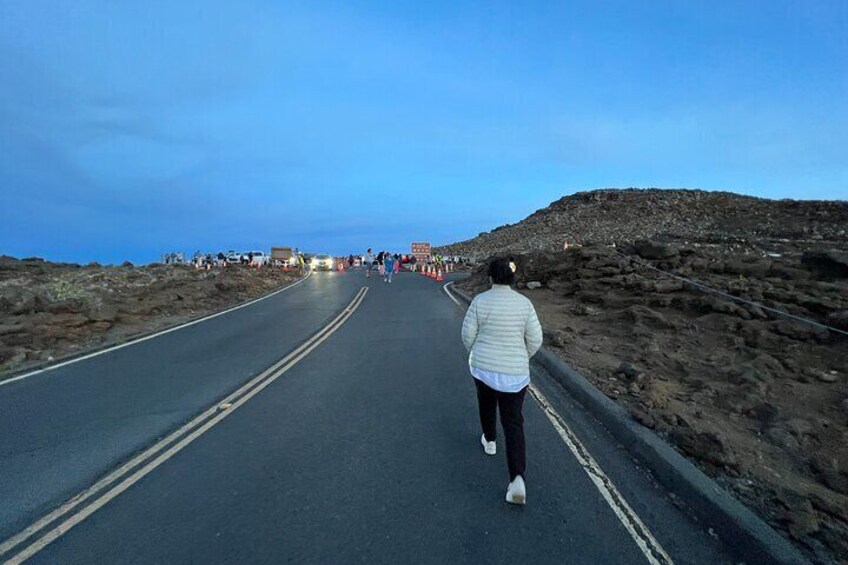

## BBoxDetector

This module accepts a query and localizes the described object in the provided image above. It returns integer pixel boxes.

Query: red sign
[411,242,431,259]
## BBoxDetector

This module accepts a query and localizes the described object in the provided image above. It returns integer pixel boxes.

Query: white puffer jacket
[461,285,543,376]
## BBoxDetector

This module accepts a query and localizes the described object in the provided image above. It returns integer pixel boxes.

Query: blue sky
[1,0,846,263]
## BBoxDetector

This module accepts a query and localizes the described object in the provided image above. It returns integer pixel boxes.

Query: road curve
[0,272,363,540]
[2,269,736,564]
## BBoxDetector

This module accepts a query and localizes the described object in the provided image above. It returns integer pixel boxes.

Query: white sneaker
[506,475,526,505]
[480,434,496,456]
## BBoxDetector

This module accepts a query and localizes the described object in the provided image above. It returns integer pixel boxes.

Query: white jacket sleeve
[461,299,479,352]
[524,303,543,358]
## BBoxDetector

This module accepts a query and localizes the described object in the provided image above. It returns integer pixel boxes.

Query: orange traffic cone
[436,269,444,282]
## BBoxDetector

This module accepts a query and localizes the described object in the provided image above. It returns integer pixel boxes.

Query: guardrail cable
[612,249,848,338]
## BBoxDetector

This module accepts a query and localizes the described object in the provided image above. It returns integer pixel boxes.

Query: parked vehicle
[241,251,268,265]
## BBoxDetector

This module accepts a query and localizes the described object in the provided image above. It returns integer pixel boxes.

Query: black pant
[474,378,527,481]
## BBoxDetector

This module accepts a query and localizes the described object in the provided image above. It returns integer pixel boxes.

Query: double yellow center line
[1,286,369,564]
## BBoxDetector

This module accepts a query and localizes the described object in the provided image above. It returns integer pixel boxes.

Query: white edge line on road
[5,287,368,565]
[443,282,462,307]
[0,284,364,559]
[0,270,313,387]
[0,294,320,557]
[529,385,674,565]
[441,282,673,565]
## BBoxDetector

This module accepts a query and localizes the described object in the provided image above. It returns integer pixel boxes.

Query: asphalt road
[1,269,736,564]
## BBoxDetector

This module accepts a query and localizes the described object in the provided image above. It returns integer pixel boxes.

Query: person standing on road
[383,253,395,283]
[377,251,385,277]
[461,258,543,505]
[364,248,374,278]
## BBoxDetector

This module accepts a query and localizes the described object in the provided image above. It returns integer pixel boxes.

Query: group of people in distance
[361,248,400,283]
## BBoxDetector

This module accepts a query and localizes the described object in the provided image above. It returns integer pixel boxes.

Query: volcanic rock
[801,250,848,279]
[635,240,679,260]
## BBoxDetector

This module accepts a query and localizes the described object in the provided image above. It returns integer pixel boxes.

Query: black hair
[488,258,515,285]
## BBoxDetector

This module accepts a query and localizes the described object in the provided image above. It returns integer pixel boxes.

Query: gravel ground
[0,256,302,376]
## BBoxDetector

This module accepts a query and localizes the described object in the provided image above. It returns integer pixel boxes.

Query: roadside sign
[411,242,431,261]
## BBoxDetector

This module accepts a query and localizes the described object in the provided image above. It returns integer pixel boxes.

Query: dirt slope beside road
[0,257,302,376]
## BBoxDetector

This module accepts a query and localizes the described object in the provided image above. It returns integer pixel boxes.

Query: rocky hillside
[437,188,848,257]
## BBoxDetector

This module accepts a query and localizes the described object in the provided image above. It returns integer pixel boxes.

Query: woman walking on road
[383,253,395,283]
[461,259,543,505]
[363,248,374,278]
